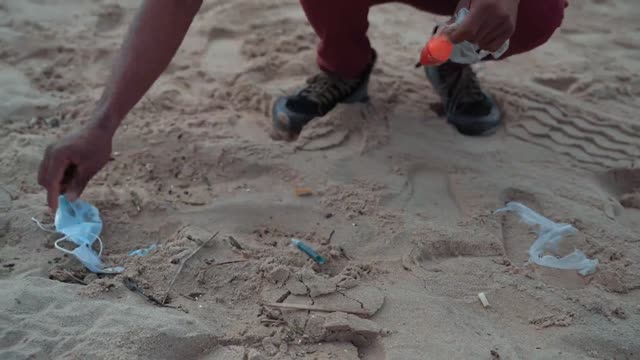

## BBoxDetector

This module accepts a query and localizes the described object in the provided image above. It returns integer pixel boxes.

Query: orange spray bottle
[416,8,510,68]
[416,35,454,67]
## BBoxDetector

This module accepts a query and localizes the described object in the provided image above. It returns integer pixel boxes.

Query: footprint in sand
[387,164,461,223]
[95,4,125,33]
[499,188,540,264]
[202,28,245,76]
[598,167,640,227]
[598,167,640,204]
[295,105,384,153]
[532,76,579,93]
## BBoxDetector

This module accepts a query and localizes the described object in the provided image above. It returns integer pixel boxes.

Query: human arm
[38,0,203,211]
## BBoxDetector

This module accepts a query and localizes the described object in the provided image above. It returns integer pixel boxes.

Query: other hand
[448,0,519,52]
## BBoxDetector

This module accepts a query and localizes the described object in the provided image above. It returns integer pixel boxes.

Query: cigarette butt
[478,292,490,308]
[294,187,313,197]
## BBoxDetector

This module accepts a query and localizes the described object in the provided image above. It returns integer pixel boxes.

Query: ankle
[318,49,377,81]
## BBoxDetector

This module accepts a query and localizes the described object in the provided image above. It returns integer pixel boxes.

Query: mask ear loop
[54,234,75,255]
[31,217,56,233]
[32,218,104,257]
[54,233,104,256]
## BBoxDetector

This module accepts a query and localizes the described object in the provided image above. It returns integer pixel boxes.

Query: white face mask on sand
[33,195,123,274]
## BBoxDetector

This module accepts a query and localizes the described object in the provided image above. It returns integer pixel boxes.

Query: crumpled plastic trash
[33,195,123,274]
[495,202,598,276]
[129,244,158,257]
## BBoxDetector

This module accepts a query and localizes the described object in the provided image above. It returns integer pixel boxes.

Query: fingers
[66,168,91,202]
[477,24,507,52]
[447,16,476,44]
[448,18,510,53]
[44,150,70,212]
[37,145,52,188]
[474,19,498,46]
[447,1,516,51]
[46,170,65,213]
[483,32,507,53]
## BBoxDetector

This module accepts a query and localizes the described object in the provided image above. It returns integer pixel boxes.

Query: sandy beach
[1,0,640,359]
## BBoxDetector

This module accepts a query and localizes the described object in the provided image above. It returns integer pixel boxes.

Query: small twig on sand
[339,246,351,260]
[227,236,243,250]
[162,231,219,304]
[63,269,87,285]
[180,293,197,301]
[328,229,335,243]
[260,318,287,325]
[262,302,370,317]
[124,277,180,310]
[212,259,249,266]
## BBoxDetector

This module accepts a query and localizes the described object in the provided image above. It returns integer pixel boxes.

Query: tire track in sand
[497,85,640,170]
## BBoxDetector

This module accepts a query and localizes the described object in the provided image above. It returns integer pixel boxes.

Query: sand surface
[2,0,640,359]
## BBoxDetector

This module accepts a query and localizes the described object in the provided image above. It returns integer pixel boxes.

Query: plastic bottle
[419,8,510,66]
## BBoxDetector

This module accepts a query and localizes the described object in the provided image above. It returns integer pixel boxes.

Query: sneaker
[425,61,501,136]
[272,51,376,139]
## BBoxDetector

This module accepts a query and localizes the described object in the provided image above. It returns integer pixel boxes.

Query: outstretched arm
[38,0,203,211]
[94,0,203,134]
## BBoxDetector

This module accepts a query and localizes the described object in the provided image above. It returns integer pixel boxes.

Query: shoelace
[437,63,485,111]
[299,74,360,112]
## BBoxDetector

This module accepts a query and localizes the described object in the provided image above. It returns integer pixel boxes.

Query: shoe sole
[448,97,502,136]
[452,119,501,136]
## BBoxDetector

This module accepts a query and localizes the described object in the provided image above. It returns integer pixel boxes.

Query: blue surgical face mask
[54,194,103,248]
[33,195,123,274]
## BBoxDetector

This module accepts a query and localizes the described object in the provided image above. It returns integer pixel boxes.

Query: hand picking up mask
[34,195,123,274]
